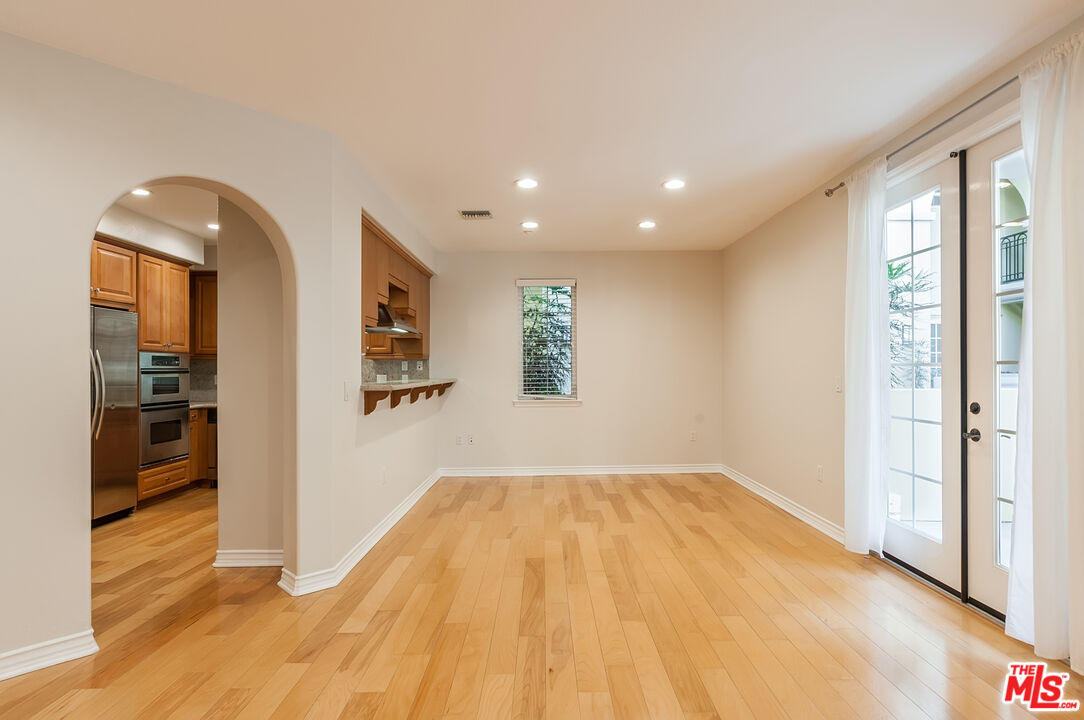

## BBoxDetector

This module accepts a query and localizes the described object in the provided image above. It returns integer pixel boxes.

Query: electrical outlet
[689,431,697,442]
[416,361,423,371]
[401,361,408,371]
[816,464,824,483]
[834,376,842,393]
[456,434,463,446]
[467,434,474,446]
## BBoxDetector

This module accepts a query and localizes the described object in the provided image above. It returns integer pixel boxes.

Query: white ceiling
[115,184,220,243]
[2,1,1081,251]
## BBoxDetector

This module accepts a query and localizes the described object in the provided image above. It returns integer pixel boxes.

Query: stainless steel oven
[140,403,190,465]
[139,352,190,466]
[139,352,190,405]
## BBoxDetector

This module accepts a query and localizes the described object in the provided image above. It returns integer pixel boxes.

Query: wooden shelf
[362,379,455,415]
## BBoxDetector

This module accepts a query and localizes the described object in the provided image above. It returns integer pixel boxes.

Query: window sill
[513,398,583,407]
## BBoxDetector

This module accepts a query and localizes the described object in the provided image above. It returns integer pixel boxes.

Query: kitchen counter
[190,401,217,409]
[360,378,456,415]
[360,378,456,392]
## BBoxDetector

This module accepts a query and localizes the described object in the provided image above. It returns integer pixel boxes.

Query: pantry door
[881,156,963,592]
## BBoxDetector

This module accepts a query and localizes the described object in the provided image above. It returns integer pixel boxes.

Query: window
[518,279,577,401]
[887,187,944,541]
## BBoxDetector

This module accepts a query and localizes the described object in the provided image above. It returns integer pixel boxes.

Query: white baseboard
[278,468,443,596]
[438,464,725,478]
[213,549,284,568]
[718,463,845,544]
[0,629,98,683]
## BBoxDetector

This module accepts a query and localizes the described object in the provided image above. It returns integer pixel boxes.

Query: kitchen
[89,185,219,525]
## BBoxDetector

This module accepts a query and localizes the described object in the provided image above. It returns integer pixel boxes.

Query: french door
[882,124,1027,618]
[964,124,1027,615]
[882,157,963,590]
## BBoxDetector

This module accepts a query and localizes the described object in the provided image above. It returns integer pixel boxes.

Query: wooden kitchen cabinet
[361,213,432,359]
[190,272,217,357]
[189,408,208,482]
[137,458,189,502]
[90,236,137,307]
[363,315,392,355]
[138,253,189,352]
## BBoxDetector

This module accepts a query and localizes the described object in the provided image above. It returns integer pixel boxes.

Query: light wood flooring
[0,475,1079,719]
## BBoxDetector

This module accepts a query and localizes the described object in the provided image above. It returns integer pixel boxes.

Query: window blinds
[517,279,577,399]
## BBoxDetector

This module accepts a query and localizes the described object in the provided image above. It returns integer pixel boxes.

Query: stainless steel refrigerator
[91,306,139,520]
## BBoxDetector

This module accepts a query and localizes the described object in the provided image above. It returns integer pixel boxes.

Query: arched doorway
[88,177,298,626]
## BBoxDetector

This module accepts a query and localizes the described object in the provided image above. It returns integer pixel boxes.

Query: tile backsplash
[363,358,429,383]
[190,358,217,397]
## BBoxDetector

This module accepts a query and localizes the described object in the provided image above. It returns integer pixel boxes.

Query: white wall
[194,244,218,271]
[432,251,725,470]
[328,145,442,563]
[217,199,285,554]
[0,31,439,665]
[96,204,204,264]
[718,190,847,525]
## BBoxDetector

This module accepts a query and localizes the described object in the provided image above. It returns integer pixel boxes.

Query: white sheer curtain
[1006,30,1083,664]
[843,159,889,555]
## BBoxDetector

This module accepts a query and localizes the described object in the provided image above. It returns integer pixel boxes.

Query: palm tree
[521,286,574,396]
[889,260,933,387]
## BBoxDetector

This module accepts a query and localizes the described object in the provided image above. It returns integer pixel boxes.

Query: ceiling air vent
[458,209,493,220]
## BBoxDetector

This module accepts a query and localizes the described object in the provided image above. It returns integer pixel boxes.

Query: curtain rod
[824,75,1020,198]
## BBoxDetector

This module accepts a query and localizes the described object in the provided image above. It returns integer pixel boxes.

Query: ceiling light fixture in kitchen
[207,223,220,230]
[639,220,656,229]
[130,188,151,196]
[516,177,539,189]
[662,178,685,190]
[521,220,539,231]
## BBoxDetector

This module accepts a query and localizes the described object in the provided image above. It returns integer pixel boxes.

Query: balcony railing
[1001,230,1026,284]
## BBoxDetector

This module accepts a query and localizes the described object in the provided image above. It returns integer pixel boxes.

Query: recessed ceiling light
[130,188,152,196]
[521,220,539,231]
[639,220,656,229]
[516,178,539,189]
[662,179,685,190]
[207,223,220,230]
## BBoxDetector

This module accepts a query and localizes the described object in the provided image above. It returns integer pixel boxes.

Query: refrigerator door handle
[94,348,106,440]
[90,348,100,437]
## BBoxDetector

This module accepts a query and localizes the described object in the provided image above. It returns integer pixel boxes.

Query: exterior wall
[432,251,726,470]
[718,190,848,525]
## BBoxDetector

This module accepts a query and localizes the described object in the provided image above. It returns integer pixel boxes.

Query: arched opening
[88,177,298,631]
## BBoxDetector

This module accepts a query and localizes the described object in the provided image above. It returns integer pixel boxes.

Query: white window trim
[516,278,579,405]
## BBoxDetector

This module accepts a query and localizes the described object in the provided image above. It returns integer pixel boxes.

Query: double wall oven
[139,352,190,466]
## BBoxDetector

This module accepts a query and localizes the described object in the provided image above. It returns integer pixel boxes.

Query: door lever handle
[963,428,981,442]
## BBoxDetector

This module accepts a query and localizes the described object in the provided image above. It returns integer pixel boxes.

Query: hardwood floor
[0,476,1078,719]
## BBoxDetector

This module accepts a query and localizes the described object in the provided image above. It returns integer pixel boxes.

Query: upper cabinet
[361,214,432,359]
[190,272,217,358]
[90,236,137,307]
[138,253,190,352]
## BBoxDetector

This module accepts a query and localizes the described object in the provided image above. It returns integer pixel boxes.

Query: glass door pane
[965,124,1026,615]
[882,157,962,590]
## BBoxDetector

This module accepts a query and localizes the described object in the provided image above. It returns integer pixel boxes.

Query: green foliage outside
[521,286,574,396]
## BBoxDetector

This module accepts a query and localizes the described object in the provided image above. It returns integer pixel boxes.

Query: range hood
[366,302,421,335]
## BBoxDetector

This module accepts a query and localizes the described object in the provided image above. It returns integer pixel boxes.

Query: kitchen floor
[0,477,1075,719]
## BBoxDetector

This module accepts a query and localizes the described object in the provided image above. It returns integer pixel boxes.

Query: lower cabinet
[189,408,208,482]
[137,458,190,502]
